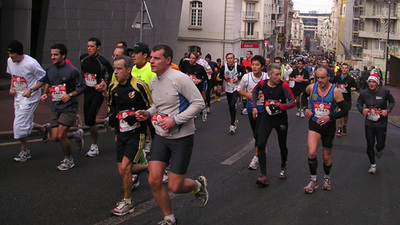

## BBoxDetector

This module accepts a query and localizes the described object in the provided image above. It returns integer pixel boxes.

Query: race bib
[367,108,381,121]
[188,75,197,82]
[227,78,238,87]
[207,74,212,80]
[12,76,28,91]
[314,102,331,118]
[337,84,348,93]
[256,91,264,106]
[151,113,170,136]
[117,110,140,132]
[265,99,282,115]
[289,80,295,88]
[48,84,67,101]
[84,73,97,87]
[295,75,304,80]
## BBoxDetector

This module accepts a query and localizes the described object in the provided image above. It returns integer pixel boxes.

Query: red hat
[368,73,380,85]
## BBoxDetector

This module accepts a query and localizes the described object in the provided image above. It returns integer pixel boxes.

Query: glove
[108,113,117,128]
[123,115,138,126]
[266,104,280,115]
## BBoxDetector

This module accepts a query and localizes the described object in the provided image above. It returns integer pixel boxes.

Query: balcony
[243,11,260,21]
[244,0,259,2]
[242,31,260,40]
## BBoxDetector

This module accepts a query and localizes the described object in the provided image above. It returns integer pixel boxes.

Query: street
[1,95,400,225]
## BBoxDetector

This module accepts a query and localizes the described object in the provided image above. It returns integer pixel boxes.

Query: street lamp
[385,1,391,85]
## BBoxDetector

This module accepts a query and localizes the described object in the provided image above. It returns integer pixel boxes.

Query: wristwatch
[69,93,73,97]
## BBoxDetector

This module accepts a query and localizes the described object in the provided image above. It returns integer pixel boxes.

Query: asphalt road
[1,96,400,225]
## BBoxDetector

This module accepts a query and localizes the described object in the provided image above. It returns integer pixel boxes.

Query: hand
[22,89,31,98]
[135,110,150,121]
[317,115,329,126]
[232,77,238,83]
[266,104,280,115]
[40,94,48,102]
[157,116,175,130]
[9,87,15,96]
[362,108,370,116]
[60,94,71,103]
[381,109,388,117]
[304,108,313,118]
[252,108,258,119]
[95,79,107,92]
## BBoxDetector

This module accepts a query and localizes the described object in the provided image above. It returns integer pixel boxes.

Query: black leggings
[365,125,386,164]
[257,113,289,175]
[205,79,215,107]
[226,91,239,125]
[84,91,104,126]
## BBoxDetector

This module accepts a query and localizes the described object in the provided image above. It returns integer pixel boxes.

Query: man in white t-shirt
[6,40,48,162]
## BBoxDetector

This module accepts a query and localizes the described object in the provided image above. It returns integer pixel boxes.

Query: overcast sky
[292,0,333,13]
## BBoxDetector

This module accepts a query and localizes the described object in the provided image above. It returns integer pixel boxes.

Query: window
[190,1,202,27]
[374,40,384,51]
[374,20,381,32]
[247,22,254,36]
[246,3,255,18]
[189,46,201,53]
[363,39,368,49]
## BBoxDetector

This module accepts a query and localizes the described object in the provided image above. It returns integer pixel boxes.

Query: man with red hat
[357,73,395,174]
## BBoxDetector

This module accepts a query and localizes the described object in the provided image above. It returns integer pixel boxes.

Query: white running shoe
[14,149,31,162]
[300,109,305,118]
[86,144,99,157]
[296,109,300,117]
[74,129,84,151]
[229,125,236,134]
[111,200,134,216]
[206,106,211,114]
[57,158,75,171]
[248,156,259,170]
[202,109,207,123]
[368,164,377,174]
[163,166,170,183]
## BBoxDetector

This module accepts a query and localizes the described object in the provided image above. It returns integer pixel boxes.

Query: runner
[135,45,208,225]
[290,59,309,118]
[22,43,85,170]
[252,63,296,185]
[356,73,395,174]
[238,55,269,170]
[301,66,350,193]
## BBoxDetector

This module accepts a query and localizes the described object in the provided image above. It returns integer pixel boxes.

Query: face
[321,60,328,67]
[112,48,124,61]
[87,41,100,57]
[150,49,171,76]
[226,54,234,66]
[315,69,330,88]
[251,60,263,75]
[234,58,239,64]
[246,51,252,60]
[297,61,304,69]
[189,53,197,66]
[113,59,131,82]
[132,51,147,65]
[269,69,281,85]
[8,52,22,63]
[274,60,281,66]
[50,49,65,65]
[368,80,379,92]
[265,58,270,66]
[205,58,210,63]
[341,65,349,75]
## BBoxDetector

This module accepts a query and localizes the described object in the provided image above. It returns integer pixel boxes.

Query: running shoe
[279,167,287,179]
[300,109,305,118]
[336,128,342,137]
[86,144,99,157]
[103,117,111,132]
[57,158,75,171]
[206,106,211,114]
[74,129,84,151]
[368,164,377,174]
[248,156,259,170]
[256,175,269,186]
[111,200,134,216]
[342,126,347,136]
[304,179,319,194]
[322,178,331,190]
[202,109,207,123]
[14,149,31,162]
[163,166,170,183]
[376,150,383,159]
[75,115,83,129]
[157,218,177,225]
[229,125,236,134]
[241,108,248,115]
[234,119,239,126]
[131,174,140,189]
[296,109,300,117]
[194,175,209,207]
[42,123,50,143]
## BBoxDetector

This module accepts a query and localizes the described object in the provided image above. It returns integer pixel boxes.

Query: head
[273,57,283,66]
[267,63,282,85]
[189,52,198,66]
[315,66,330,88]
[113,55,134,82]
[341,63,349,75]
[226,53,235,66]
[50,43,67,65]
[197,51,203,59]
[112,46,127,61]
[7,40,24,62]
[132,42,150,65]
[234,58,239,64]
[297,59,305,69]
[87,37,101,57]
[367,73,380,92]
[216,58,222,66]
[117,41,127,48]
[321,59,329,67]
[245,51,253,60]
[205,53,212,63]
[265,57,271,66]
[251,55,265,75]
[150,45,173,76]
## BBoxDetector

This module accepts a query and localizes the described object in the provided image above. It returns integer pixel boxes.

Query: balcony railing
[244,0,259,2]
[243,12,260,21]
[242,31,260,39]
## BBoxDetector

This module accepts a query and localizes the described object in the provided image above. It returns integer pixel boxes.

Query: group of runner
[6,38,395,224]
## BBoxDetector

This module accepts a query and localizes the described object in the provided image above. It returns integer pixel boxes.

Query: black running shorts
[308,119,336,149]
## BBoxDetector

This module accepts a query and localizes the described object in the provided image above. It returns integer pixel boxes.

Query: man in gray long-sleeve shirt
[135,45,208,225]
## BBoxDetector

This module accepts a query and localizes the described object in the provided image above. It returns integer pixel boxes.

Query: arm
[9,75,15,96]
[329,88,350,120]
[356,92,367,115]
[279,82,296,111]
[22,81,45,98]
[302,84,313,118]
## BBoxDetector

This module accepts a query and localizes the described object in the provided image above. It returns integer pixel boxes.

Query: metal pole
[140,0,144,42]
[385,1,391,85]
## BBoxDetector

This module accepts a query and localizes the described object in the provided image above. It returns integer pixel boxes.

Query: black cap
[7,40,24,55]
[132,42,150,55]
[205,54,211,60]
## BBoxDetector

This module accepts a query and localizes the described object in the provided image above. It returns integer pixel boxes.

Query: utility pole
[385,1,391,85]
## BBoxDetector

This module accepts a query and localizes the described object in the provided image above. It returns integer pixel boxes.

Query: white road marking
[0,139,43,146]
[221,139,255,165]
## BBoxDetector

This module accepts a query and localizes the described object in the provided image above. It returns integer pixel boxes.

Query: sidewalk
[0,77,399,140]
